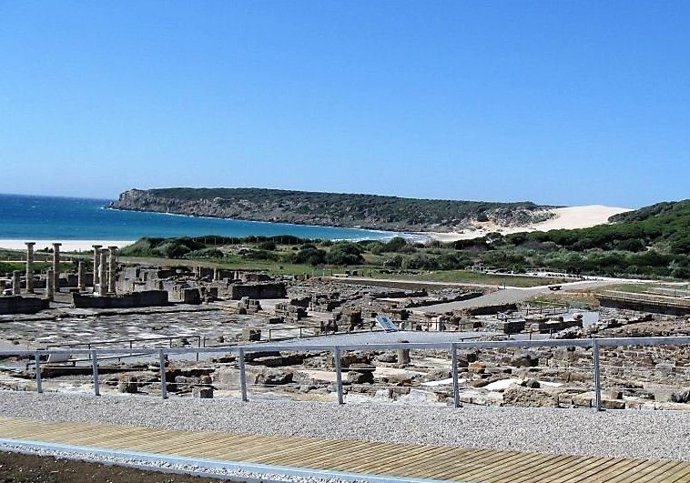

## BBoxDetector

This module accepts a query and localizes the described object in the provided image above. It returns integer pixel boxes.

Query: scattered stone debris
[2,247,690,411]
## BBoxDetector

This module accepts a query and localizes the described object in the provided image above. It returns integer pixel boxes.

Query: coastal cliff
[110,188,556,233]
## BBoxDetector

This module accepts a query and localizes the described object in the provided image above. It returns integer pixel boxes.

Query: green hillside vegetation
[147,187,547,222]
[118,199,690,280]
[112,187,556,231]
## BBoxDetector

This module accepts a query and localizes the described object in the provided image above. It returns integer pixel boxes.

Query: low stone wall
[599,293,690,316]
[467,303,518,316]
[72,290,170,309]
[230,282,286,300]
[0,296,50,315]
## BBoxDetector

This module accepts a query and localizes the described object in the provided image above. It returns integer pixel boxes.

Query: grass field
[117,254,572,287]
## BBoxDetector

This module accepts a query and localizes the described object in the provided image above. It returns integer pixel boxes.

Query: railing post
[268,329,272,342]
[593,339,602,411]
[334,347,344,405]
[451,343,460,408]
[196,336,201,362]
[34,351,43,394]
[91,350,100,396]
[159,349,168,400]
[238,348,248,402]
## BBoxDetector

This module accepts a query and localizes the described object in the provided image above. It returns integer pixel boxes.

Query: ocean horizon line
[0,193,425,243]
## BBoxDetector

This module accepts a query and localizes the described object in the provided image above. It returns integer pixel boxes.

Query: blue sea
[0,193,410,241]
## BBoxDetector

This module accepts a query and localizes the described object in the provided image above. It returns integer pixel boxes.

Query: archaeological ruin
[1,240,690,412]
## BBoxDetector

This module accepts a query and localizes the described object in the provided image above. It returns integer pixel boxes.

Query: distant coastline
[0,193,411,247]
[0,193,633,251]
[110,187,557,233]
[105,205,417,240]
[110,188,631,242]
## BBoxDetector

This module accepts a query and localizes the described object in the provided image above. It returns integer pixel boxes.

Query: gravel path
[1,392,689,463]
[416,288,543,312]
[416,280,618,312]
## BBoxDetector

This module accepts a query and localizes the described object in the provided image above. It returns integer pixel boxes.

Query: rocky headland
[110,187,556,233]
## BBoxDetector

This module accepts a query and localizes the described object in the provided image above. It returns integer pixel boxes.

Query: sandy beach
[0,206,631,249]
[0,240,134,252]
[426,205,631,242]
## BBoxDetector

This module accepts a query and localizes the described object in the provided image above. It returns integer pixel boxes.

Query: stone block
[192,386,214,398]
[511,351,540,368]
[572,392,594,407]
[242,328,261,341]
[347,370,374,384]
[117,375,138,394]
[256,368,293,385]
[671,390,690,403]
[603,389,623,400]
[469,361,486,374]
[601,399,626,410]
[502,385,559,407]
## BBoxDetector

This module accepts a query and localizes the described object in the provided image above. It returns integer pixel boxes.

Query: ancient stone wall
[0,296,50,315]
[72,290,169,309]
[230,282,286,300]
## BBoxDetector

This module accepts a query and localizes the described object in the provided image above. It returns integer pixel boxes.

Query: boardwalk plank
[1,415,688,483]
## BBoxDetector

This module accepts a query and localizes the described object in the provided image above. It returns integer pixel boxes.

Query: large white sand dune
[533,205,632,230]
[428,205,632,242]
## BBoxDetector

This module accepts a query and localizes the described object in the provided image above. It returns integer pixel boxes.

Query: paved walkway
[1,416,689,482]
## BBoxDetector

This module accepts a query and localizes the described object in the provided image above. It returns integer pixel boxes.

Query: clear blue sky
[1,1,688,208]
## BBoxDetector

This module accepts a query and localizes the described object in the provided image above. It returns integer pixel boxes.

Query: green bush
[183,248,224,259]
[326,242,364,265]
[292,247,327,266]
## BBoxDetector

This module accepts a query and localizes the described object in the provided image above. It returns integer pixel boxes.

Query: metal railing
[2,336,690,411]
[41,335,208,363]
[45,335,205,351]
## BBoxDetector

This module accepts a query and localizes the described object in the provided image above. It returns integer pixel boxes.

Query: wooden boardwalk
[1,416,689,482]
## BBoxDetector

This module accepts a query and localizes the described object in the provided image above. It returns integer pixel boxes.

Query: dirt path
[0,451,229,483]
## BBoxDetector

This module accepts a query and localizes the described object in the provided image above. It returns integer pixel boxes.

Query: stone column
[397,348,411,367]
[52,243,61,292]
[25,242,35,293]
[92,245,102,289]
[107,246,118,294]
[77,261,85,291]
[46,269,54,301]
[99,249,108,295]
[11,271,21,295]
